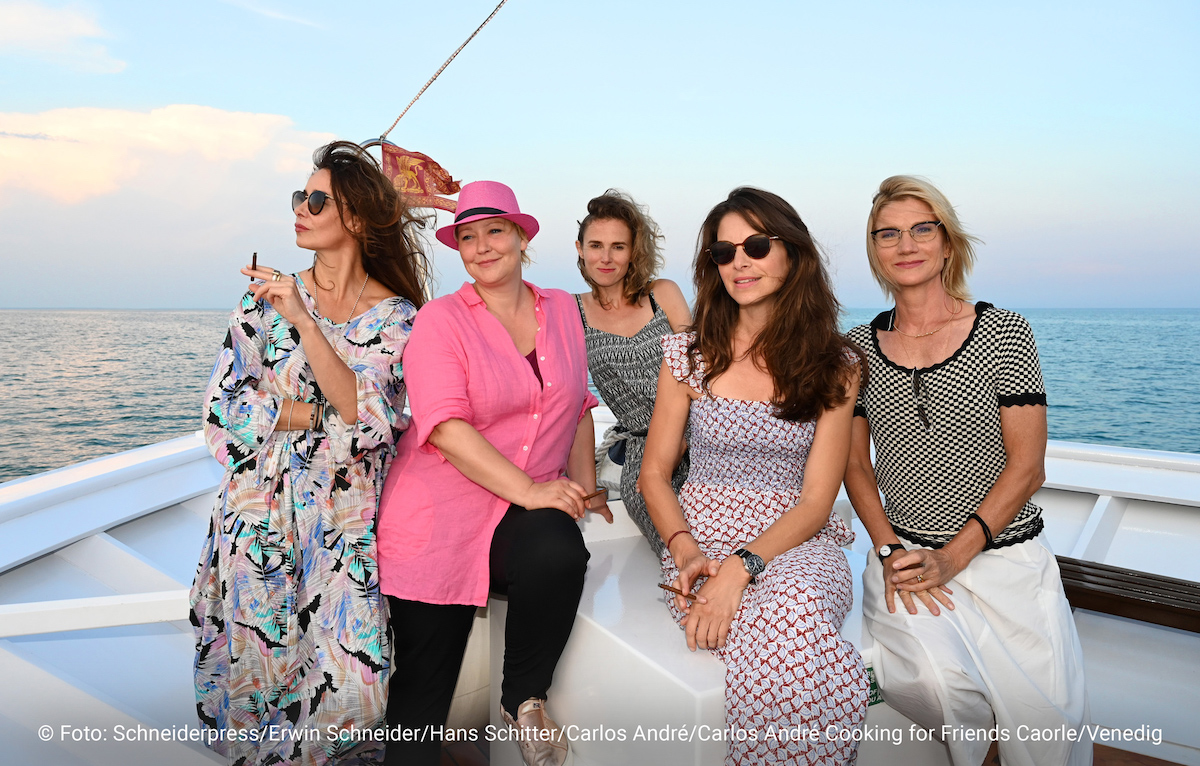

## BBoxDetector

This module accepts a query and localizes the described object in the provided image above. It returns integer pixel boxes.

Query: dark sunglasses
[292,190,339,215]
[706,234,780,265]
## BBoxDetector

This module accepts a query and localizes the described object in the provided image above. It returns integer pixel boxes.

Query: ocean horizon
[1,306,1196,484]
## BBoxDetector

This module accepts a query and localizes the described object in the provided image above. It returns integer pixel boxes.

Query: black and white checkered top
[846,302,1047,549]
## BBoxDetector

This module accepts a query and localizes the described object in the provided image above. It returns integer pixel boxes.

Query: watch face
[735,548,765,576]
[879,545,902,558]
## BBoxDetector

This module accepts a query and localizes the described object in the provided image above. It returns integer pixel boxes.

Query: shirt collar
[456,280,547,307]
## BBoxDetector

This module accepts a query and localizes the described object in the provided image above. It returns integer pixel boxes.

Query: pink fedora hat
[435,180,540,250]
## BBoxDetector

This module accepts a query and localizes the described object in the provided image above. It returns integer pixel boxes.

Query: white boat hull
[1,408,1197,764]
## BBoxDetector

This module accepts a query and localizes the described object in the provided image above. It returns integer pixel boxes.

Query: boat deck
[1,413,1197,765]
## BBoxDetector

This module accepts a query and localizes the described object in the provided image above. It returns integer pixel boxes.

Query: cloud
[0,104,333,203]
[0,103,340,309]
[219,0,320,28]
[0,1,125,73]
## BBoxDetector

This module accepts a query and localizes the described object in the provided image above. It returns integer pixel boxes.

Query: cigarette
[658,583,698,602]
[582,488,608,502]
[251,252,257,270]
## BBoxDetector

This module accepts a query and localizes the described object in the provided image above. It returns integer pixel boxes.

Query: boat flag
[380,144,460,212]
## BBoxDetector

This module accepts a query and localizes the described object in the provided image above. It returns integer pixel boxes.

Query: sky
[0,0,1197,310]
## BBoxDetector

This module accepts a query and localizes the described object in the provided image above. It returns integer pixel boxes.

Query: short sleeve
[845,326,870,419]
[403,304,473,461]
[202,293,282,469]
[323,300,417,463]
[661,332,704,392]
[994,311,1047,407]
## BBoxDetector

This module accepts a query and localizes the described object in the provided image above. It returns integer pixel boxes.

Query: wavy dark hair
[312,141,432,308]
[575,189,665,307]
[689,187,863,422]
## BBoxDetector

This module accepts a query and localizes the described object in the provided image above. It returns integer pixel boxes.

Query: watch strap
[732,547,765,584]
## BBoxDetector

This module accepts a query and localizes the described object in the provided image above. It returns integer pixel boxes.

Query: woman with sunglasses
[190,141,430,765]
[377,181,611,766]
[573,190,691,557]
[641,187,869,765]
[843,176,1089,766]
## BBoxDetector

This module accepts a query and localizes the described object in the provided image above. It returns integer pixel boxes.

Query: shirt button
[533,413,539,420]
[539,356,545,361]
[546,381,553,387]
[522,445,529,451]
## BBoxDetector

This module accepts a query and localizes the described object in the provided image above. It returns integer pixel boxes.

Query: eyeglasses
[292,190,339,216]
[871,221,942,247]
[912,369,932,432]
[706,234,780,265]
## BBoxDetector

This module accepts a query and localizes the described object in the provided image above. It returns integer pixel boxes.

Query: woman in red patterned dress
[641,187,869,765]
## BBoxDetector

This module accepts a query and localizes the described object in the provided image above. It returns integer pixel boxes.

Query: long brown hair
[576,190,664,307]
[689,187,862,422]
[313,141,432,308]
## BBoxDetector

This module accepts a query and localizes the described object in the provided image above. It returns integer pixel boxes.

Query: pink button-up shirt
[378,281,598,606]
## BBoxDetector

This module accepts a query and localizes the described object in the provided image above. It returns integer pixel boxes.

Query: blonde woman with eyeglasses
[843,176,1090,766]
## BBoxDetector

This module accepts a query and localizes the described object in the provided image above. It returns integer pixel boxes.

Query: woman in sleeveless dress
[574,190,690,556]
[641,187,869,765]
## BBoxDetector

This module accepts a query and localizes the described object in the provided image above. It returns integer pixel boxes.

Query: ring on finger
[271,270,282,281]
[916,574,924,583]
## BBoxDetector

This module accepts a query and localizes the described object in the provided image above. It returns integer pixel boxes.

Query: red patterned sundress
[660,333,869,765]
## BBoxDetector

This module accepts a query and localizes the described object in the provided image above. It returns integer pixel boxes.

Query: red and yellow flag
[380,144,460,212]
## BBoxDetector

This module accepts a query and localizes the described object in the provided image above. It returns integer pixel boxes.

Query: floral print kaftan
[190,278,415,765]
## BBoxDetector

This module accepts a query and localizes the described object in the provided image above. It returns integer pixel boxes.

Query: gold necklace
[891,299,963,338]
[314,271,370,324]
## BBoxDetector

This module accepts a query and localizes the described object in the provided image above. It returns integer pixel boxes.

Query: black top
[847,302,1047,549]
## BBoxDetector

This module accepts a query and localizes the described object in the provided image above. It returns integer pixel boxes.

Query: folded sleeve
[995,311,1048,407]
[403,304,473,461]
[202,293,282,470]
[323,300,418,464]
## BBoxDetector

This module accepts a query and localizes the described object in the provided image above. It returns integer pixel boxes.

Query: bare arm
[845,415,953,615]
[567,411,613,522]
[294,316,358,421]
[244,266,357,422]
[642,360,717,613]
[650,279,693,332]
[890,404,1048,592]
[428,418,588,519]
[642,360,696,552]
[742,369,860,563]
[844,417,896,550]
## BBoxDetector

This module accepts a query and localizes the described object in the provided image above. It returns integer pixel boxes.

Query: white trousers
[863,533,1092,766]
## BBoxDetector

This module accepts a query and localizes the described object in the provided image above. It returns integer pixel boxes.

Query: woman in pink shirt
[377,181,611,766]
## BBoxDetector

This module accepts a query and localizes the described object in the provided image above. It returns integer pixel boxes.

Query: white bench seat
[488,503,949,766]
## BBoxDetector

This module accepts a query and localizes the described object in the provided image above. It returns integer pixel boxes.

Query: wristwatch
[878,543,905,560]
[732,548,766,584]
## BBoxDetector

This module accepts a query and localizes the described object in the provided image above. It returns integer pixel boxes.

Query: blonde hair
[866,175,980,301]
[576,190,664,306]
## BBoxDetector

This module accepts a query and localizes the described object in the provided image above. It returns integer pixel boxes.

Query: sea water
[0,307,1196,483]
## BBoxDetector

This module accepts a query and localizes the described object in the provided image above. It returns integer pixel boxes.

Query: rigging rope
[379,0,510,140]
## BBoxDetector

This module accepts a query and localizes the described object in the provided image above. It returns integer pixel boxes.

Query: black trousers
[385,505,589,765]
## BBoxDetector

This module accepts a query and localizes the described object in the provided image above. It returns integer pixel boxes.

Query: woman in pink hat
[377,181,611,766]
